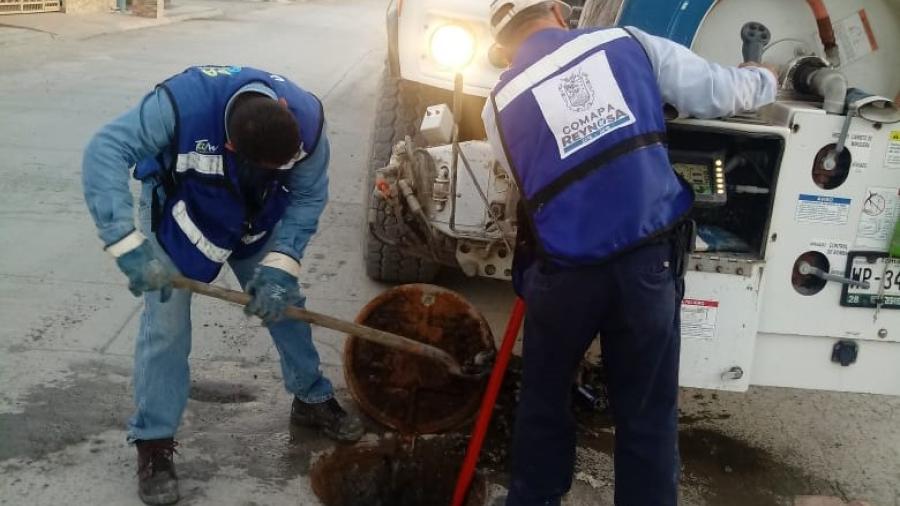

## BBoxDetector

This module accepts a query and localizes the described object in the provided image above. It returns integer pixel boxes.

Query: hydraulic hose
[806,0,840,66]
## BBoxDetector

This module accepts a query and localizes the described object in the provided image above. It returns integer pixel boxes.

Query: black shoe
[136,438,180,505]
[290,397,364,442]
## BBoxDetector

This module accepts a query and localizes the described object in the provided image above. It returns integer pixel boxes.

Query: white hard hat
[489,0,572,40]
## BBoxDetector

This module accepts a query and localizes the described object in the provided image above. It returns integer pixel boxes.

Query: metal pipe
[810,67,848,114]
[397,179,423,215]
[449,72,464,233]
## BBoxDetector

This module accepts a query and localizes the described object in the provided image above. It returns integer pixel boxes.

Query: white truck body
[378,0,900,395]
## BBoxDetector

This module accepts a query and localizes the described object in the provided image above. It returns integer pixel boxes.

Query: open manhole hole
[344,284,494,434]
[189,380,256,404]
[310,435,486,506]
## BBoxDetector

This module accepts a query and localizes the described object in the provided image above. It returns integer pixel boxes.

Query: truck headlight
[430,24,476,70]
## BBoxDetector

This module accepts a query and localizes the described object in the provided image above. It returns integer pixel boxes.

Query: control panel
[670,149,728,206]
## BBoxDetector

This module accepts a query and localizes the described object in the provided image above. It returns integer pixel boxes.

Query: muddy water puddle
[310,435,486,506]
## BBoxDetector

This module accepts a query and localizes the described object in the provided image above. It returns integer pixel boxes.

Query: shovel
[171,275,490,379]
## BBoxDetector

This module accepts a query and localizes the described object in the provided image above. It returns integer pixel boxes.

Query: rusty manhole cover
[344,284,494,434]
[310,435,487,506]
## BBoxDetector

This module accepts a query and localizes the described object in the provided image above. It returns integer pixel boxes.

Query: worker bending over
[82,65,363,506]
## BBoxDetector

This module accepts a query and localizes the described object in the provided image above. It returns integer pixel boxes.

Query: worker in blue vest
[82,65,363,505]
[483,2,777,505]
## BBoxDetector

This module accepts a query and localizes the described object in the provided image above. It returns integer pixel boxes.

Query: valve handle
[741,21,771,63]
[798,261,871,289]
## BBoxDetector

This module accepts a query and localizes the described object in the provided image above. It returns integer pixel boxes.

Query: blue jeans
[506,242,683,506]
[127,183,333,442]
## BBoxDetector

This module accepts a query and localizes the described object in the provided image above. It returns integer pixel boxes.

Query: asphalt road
[0,1,897,504]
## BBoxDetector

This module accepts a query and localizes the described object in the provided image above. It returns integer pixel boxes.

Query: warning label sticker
[831,131,874,171]
[681,299,719,340]
[835,9,878,65]
[885,130,900,169]
[795,194,851,225]
[808,239,850,276]
[855,187,900,250]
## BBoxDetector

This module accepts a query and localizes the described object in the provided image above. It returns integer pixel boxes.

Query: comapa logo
[561,105,632,153]
[558,69,595,113]
[198,65,242,78]
[532,50,636,159]
[193,139,219,154]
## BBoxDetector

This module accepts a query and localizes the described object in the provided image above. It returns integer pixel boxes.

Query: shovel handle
[171,275,468,377]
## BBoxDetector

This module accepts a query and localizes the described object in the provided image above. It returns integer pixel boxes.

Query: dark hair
[228,94,301,166]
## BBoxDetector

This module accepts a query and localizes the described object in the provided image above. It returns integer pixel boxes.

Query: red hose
[451,297,526,506]
[806,0,837,56]
[806,0,829,18]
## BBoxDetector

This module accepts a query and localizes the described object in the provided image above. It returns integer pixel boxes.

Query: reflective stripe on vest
[494,28,630,112]
[175,152,224,176]
[171,200,232,263]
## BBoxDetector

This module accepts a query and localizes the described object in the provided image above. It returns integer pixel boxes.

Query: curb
[151,6,226,26]
[83,7,225,39]
[0,6,224,48]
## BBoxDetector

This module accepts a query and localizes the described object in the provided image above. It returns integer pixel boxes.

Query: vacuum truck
[363,0,900,396]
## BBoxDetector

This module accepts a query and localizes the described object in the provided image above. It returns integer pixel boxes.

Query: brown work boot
[291,397,364,443]
[136,438,180,505]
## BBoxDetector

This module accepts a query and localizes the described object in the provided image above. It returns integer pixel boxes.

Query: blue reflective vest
[491,28,693,266]
[137,66,324,282]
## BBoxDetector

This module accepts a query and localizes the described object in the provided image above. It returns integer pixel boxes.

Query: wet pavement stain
[0,358,326,488]
[0,364,131,462]
[578,428,839,505]
[189,380,257,404]
[679,428,839,506]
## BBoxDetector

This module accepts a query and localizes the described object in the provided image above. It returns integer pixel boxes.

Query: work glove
[245,252,303,324]
[107,231,176,303]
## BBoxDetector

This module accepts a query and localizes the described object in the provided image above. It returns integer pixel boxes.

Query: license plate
[841,252,900,309]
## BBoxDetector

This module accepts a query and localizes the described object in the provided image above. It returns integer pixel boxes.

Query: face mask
[231,145,303,208]
[235,156,280,210]
[272,148,306,171]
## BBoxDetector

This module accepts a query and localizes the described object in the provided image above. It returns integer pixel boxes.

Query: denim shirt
[82,86,329,263]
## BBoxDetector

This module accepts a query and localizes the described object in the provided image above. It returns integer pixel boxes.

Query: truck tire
[363,69,443,283]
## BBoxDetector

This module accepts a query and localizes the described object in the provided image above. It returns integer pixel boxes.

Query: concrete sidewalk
[0,2,222,47]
